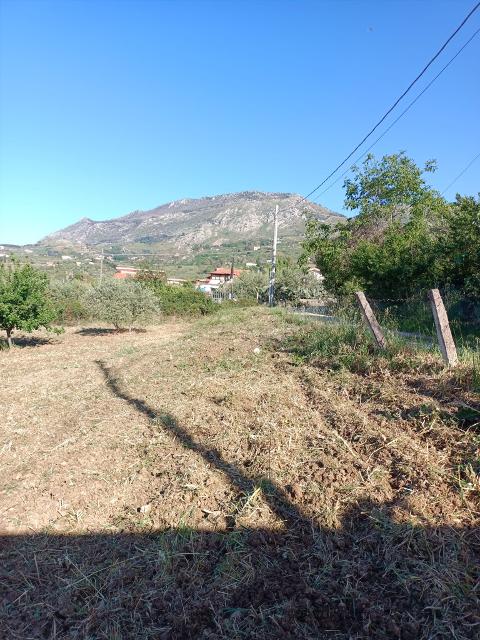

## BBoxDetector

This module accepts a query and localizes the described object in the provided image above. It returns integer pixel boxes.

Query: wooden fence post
[428,289,458,366]
[355,291,387,349]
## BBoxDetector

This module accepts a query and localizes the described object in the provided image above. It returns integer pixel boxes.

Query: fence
[211,290,234,304]
[291,288,480,367]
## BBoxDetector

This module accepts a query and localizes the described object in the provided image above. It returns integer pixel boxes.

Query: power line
[279,1,480,213]
[441,150,480,195]
[311,25,480,202]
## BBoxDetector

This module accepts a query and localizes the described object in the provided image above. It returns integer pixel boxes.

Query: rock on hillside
[40,191,344,249]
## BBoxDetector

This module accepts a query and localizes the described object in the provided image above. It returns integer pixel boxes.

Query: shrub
[137,276,217,317]
[50,280,90,324]
[85,280,159,330]
[0,261,56,347]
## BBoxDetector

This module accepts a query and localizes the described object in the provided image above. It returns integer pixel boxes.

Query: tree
[275,258,326,305]
[228,269,268,301]
[303,152,447,300]
[85,280,159,330]
[49,280,90,323]
[441,194,480,305]
[344,152,438,229]
[228,261,325,305]
[0,261,56,347]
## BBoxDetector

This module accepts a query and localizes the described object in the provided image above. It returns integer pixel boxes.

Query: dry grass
[1,308,479,639]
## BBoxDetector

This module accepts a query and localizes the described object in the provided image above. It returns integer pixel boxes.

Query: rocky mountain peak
[39,191,344,250]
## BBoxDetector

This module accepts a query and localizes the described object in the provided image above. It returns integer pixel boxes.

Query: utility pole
[99,247,104,282]
[268,204,279,307]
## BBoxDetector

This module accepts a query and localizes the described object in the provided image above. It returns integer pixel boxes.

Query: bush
[50,280,90,324]
[137,276,218,317]
[0,261,56,347]
[85,280,159,330]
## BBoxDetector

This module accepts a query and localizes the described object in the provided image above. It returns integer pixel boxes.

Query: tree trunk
[6,328,13,348]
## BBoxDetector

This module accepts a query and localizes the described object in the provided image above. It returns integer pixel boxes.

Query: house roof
[209,267,241,276]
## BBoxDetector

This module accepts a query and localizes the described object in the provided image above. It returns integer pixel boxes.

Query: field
[1,308,479,639]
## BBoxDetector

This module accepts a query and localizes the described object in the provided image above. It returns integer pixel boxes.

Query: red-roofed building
[114,266,140,279]
[113,266,169,280]
[196,266,241,293]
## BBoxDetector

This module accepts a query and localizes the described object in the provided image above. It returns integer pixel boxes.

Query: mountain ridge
[39,191,344,252]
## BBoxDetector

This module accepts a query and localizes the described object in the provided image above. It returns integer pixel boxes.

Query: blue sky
[0,0,479,245]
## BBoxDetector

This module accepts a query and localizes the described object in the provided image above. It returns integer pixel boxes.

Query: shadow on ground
[76,327,147,336]
[1,361,478,639]
[0,335,55,349]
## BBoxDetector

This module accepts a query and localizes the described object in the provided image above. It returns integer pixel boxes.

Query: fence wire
[291,288,480,361]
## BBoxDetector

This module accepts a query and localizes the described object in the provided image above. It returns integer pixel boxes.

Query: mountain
[39,191,343,251]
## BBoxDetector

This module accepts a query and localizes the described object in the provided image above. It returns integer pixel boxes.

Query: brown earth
[0,308,479,639]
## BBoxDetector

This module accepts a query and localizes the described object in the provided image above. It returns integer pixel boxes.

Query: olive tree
[228,269,269,301]
[85,280,159,330]
[0,262,56,347]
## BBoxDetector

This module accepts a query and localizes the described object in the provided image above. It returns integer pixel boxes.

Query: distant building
[113,266,166,280]
[196,266,241,294]
[167,277,188,286]
[113,266,141,279]
[61,255,73,261]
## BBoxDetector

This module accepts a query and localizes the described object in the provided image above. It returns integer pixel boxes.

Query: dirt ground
[1,308,479,639]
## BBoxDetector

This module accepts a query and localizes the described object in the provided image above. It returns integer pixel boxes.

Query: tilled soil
[1,309,479,639]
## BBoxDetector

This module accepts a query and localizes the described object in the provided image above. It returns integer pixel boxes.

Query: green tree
[229,261,325,305]
[0,262,56,347]
[303,152,447,299]
[85,280,159,330]
[442,194,480,303]
[275,258,326,305]
[228,269,268,301]
[50,280,90,324]
[344,152,437,227]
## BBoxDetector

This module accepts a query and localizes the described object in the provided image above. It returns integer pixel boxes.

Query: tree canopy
[0,262,56,346]
[227,259,325,305]
[85,280,159,330]
[303,152,477,302]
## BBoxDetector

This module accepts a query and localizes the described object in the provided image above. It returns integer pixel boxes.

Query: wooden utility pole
[428,288,458,366]
[268,205,279,307]
[355,291,387,349]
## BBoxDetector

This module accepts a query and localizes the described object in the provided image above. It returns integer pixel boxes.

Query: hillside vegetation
[1,307,478,639]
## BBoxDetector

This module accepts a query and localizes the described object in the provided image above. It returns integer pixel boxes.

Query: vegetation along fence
[291,287,480,368]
